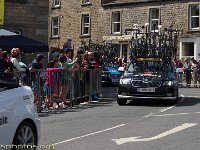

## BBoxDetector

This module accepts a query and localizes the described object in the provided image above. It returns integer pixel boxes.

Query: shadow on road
[126,99,174,107]
[176,97,200,107]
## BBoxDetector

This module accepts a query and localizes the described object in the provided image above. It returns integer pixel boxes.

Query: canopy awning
[102,35,132,42]
[0,29,17,36]
[0,34,49,53]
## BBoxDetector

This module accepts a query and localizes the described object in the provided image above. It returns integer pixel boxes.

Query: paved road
[38,87,200,150]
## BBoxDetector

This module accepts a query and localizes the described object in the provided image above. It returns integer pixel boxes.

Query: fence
[0,68,102,112]
[176,70,200,88]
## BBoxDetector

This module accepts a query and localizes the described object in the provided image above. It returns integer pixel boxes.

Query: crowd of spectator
[175,57,200,87]
[0,46,103,110]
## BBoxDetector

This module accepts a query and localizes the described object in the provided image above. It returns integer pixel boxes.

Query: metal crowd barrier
[0,68,102,112]
[176,71,200,88]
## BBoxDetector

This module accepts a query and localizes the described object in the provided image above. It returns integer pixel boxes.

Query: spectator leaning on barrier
[10,48,28,73]
[28,54,45,103]
[175,59,183,86]
[88,52,97,69]
[63,48,73,63]
[44,59,64,109]
[58,53,78,101]
[0,50,9,81]
[191,59,198,87]
[0,50,8,73]
[183,58,192,87]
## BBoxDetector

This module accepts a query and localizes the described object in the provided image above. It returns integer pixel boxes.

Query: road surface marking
[112,123,197,145]
[144,113,154,117]
[159,106,174,113]
[53,124,126,145]
[150,112,200,117]
[180,94,184,102]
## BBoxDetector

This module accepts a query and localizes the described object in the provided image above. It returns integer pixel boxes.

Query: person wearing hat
[63,47,73,63]
[28,53,45,103]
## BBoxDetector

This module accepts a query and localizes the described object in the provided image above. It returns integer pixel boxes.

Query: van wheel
[12,121,37,150]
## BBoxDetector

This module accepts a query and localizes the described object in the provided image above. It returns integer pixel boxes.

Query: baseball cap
[36,54,45,60]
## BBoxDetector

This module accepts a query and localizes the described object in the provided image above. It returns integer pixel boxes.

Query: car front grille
[132,80,162,87]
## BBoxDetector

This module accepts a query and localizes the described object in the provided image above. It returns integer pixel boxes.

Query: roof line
[102,0,163,7]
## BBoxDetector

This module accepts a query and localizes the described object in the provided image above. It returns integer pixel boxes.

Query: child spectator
[44,59,64,109]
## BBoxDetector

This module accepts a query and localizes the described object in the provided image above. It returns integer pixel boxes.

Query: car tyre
[12,121,37,150]
[172,88,179,104]
[117,97,127,106]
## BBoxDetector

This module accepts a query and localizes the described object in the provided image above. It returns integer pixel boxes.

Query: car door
[0,83,17,145]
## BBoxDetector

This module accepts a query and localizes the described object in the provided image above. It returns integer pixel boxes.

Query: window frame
[188,3,200,30]
[81,13,91,36]
[52,0,61,8]
[149,7,160,32]
[111,10,121,35]
[82,0,91,4]
[51,16,60,38]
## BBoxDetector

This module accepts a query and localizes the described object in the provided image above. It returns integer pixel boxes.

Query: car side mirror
[118,67,125,72]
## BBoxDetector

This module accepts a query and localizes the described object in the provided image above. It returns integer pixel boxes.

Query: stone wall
[0,0,49,64]
[48,0,200,54]
[49,0,104,53]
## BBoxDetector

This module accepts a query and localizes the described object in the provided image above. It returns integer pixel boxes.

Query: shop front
[102,35,131,61]
[179,37,200,61]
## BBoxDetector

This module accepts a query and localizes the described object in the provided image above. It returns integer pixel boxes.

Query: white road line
[150,112,200,117]
[180,94,184,102]
[112,123,198,145]
[144,113,154,117]
[52,124,126,146]
[159,106,174,113]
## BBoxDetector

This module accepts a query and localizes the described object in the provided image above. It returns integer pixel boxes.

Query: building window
[182,42,194,58]
[149,8,160,32]
[111,11,121,34]
[189,4,199,30]
[51,16,59,37]
[52,0,61,8]
[81,13,90,36]
[82,0,91,4]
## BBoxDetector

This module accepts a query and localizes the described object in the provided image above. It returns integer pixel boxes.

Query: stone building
[0,0,49,64]
[49,0,200,60]
[48,0,104,53]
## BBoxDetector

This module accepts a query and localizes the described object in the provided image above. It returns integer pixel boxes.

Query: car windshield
[128,61,174,74]
[103,62,119,68]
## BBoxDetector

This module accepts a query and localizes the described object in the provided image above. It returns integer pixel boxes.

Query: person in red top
[44,59,64,108]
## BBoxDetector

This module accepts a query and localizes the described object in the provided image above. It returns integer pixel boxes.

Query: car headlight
[163,81,174,86]
[119,78,131,85]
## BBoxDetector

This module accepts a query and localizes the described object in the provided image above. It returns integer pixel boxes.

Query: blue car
[101,63,122,86]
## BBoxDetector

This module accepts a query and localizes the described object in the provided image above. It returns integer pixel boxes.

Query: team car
[101,63,122,86]
[0,80,40,149]
[117,58,179,105]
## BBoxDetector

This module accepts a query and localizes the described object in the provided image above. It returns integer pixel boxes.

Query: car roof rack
[125,24,182,62]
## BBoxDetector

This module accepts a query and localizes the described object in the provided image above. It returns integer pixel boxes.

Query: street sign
[0,0,4,25]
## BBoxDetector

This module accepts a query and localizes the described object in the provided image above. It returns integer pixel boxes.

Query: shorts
[31,81,38,93]
[43,84,54,96]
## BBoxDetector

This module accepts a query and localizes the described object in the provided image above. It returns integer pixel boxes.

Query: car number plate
[137,88,155,92]
[112,79,119,82]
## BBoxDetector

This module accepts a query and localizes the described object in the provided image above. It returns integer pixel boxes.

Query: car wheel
[12,121,37,150]
[173,88,179,104]
[117,97,127,106]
